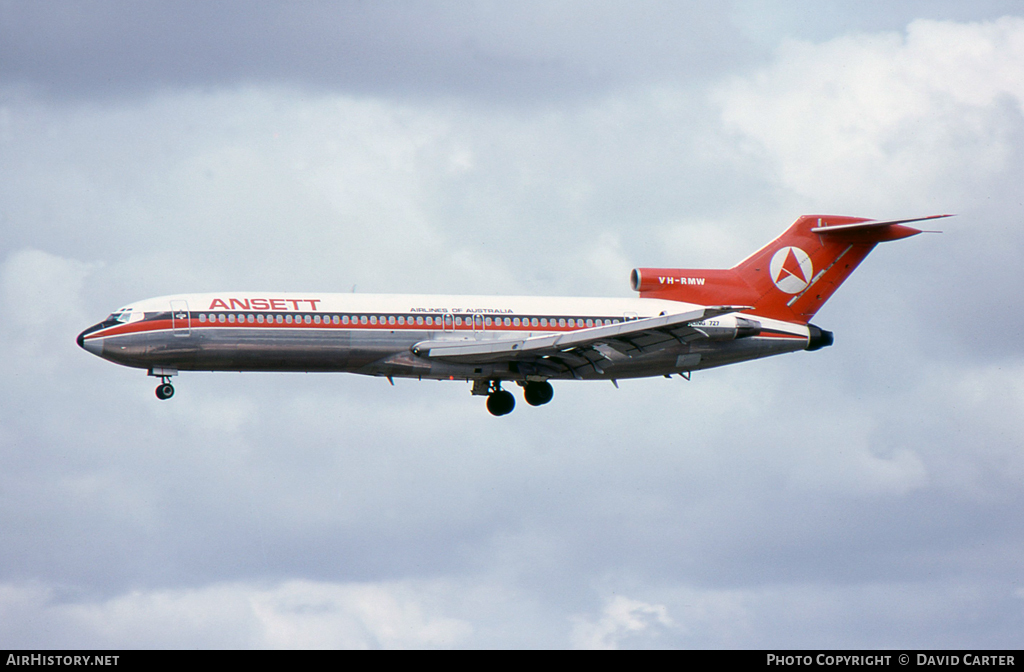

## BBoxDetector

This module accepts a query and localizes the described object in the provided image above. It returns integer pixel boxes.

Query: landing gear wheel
[523,381,554,406]
[156,383,175,400]
[486,389,515,416]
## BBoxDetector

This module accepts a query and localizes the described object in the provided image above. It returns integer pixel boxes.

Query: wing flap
[412,305,750,364]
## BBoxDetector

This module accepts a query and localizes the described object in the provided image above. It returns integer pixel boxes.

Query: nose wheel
[148,368,178,401]
[155,379,175,400]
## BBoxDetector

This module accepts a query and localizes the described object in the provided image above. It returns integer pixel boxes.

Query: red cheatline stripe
[84,318,595,339]
[84,316,807,340]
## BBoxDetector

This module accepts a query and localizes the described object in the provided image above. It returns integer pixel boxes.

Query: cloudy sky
[2,0,1023,649]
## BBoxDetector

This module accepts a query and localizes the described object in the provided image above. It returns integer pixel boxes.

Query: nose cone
[77,325,105,356]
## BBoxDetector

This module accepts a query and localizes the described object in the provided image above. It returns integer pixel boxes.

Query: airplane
[77,214,945,415]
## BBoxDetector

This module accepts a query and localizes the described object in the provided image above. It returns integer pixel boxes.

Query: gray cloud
[0,1,750,102]
[4,1,1017,103]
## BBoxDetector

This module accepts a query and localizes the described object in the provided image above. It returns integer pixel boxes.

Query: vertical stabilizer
[633,215,947,323]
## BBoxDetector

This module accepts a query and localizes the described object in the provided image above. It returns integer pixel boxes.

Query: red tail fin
[631,215,947,323]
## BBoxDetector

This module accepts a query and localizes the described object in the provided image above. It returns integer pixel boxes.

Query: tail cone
[807,324,834,351]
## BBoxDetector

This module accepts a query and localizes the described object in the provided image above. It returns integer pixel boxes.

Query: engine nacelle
[697,316,762,341]
[630,268,712,292]
[630,267,761,307]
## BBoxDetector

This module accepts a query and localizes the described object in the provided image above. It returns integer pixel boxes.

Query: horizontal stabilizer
[810,214,952,233]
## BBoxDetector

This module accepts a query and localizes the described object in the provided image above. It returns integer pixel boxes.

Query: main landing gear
[486,388,515,416]
[523,381,554,407]
[473,380,554,416]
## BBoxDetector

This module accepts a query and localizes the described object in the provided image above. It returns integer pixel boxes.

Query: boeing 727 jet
[77,215,944,415]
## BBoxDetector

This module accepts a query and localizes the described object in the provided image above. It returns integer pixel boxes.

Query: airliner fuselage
[78,292,810,378]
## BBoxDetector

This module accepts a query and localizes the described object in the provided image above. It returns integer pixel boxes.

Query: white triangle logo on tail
[770,246,813,294]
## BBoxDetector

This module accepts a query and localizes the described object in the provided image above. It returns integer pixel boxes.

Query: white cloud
[0,580,471,649]
[717,17,1024,212]
[0,249,97,330]
[571,595,674,649]
[0,249,99,374]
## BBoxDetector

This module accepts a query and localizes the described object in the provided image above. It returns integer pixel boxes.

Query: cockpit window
[104,309,133,324]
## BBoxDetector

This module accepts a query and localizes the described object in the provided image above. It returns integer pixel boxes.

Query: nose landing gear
[149,367,178,401]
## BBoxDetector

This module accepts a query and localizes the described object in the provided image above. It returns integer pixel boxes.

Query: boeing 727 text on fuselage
[77,215,944,415]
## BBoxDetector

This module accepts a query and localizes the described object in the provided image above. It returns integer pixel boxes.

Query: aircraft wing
[412,305,751,375]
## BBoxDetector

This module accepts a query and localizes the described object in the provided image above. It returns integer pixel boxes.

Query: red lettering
[306,299,321,311]
[287,299,302,310]
[270,299,286,310]
[251,298,269,310]
[209,299,229,310]
[229,298,250,310]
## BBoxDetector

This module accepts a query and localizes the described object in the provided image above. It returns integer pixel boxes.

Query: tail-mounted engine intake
[631,268,711,292]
